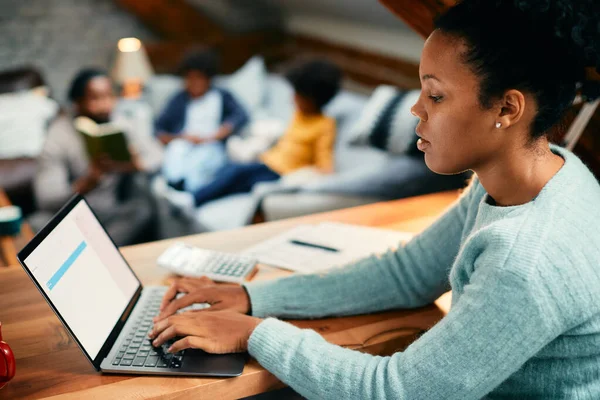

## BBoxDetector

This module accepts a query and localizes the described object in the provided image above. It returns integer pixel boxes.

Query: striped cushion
[349,86,420,155]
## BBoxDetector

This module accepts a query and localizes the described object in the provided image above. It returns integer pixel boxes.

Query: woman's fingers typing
[157,276,217,318]
[155,291,211,322]
[149,311,262,354]
[156,279,252,322]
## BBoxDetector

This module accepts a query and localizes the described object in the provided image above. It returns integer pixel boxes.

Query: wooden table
[0,190,459,399]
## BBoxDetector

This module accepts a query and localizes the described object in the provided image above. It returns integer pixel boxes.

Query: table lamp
[111,37,154,99]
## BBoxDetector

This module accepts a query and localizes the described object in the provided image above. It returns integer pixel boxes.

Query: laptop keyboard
[112,292,185,369]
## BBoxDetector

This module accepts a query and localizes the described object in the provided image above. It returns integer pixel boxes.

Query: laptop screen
[23,199,139,359]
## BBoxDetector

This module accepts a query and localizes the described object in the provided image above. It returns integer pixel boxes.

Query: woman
[149,0,600,398]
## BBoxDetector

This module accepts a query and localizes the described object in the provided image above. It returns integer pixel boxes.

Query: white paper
[242,222,413,274]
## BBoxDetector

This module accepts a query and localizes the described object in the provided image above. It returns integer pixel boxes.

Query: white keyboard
[157,242,257,284]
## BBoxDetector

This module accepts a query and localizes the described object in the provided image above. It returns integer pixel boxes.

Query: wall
[186,0,283,34]
[263,0,414,31]
[0,0,158,103]
[262,0,424,63]
[285,14,424,64]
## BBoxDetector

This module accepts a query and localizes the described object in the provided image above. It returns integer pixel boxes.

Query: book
[242,222,414,274]
[73,116,132,162]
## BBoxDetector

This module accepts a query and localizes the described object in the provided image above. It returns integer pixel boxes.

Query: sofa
[146,57,469,233]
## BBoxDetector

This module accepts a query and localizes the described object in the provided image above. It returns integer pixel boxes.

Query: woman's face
[411,30,504,175]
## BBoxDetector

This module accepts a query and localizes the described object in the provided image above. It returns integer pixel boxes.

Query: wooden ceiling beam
[378,0,457,38]
[114,0,224,43]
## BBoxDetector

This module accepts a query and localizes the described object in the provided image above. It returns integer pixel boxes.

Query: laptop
[17,194,246,376]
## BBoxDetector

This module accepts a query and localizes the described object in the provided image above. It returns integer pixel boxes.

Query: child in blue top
[156,50,248,192]
[149,1,600,398]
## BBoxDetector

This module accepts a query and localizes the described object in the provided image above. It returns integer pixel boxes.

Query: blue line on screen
[47,241,87,290]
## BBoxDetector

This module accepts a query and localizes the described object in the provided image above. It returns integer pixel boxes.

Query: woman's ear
[496,89,526,129]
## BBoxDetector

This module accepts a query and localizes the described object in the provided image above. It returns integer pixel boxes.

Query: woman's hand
[149,310,262,354]
[155,277,251,322]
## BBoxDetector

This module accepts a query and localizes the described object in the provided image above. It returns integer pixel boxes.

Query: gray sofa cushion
[302,154,431,199]
[262,192,381,221]
[194,193,258,231]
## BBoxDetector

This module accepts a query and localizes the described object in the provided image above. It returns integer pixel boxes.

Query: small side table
[0,188,34,267]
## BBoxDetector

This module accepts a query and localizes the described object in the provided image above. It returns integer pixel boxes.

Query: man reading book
[31,68,162,245]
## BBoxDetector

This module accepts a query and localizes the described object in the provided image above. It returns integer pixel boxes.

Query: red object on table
[0,322,16,389]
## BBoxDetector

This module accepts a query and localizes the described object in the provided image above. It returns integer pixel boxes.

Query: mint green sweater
[244,146,600,399]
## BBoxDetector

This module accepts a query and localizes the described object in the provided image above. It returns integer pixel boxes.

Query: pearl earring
[495,122,502,128]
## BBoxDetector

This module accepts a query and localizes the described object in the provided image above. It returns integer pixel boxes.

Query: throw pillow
[0,90,58,158]
[215,56,267,117]
[349,85,421,155]
[226,118,286,163]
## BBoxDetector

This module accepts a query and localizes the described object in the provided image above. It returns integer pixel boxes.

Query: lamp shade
[111,38,154,85]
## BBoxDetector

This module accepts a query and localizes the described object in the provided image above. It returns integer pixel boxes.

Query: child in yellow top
[192,60,341,206]
[260,110,335,175]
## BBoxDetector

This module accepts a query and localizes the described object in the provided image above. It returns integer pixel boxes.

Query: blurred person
[31,68,161,245]
[156,50,248,193]
[191,59,341,206]
[149,1,600,398]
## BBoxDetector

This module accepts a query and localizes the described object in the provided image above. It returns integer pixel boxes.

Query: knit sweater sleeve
[244,181,480,318]
[248,243,564,400]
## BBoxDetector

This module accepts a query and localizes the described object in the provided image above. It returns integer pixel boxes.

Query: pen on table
[289,239,340,253]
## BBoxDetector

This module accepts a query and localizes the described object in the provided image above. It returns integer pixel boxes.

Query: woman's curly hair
[435,0,600,138]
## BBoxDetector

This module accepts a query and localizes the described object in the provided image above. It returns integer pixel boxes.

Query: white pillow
[0,90,58,158]
[349,85,420,155]
[226,118,286,162]
[215,56,267,117]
